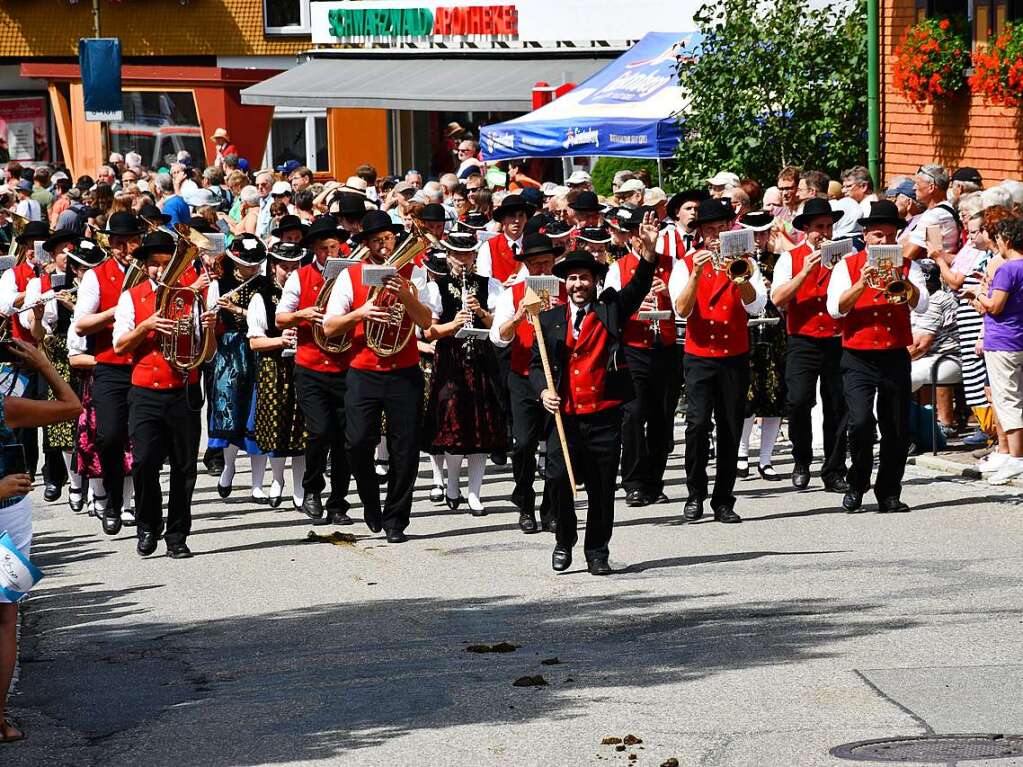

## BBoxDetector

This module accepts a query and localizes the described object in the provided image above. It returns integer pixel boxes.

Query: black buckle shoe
[683,498,703,522]
[552,546,572,572]
[587,557,612,576]
[67,487,85,513]
[518,513,537,534]
[301,494,326,523]
[102,511,122,536]
[842,491,864,513]
[167,543,193,559]
[43,482,61,502]
[823,475,850,494]
[137,531,158,557]
[791,464,811,490]
[877,496,910,514]
[713,505,742,523]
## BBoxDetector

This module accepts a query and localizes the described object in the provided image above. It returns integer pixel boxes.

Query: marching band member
[421,231,505,515]
[669,198,768,524]
[72,211,146,535]
[208,235,268,501]
[827,200,929,514]
[576,226,614,265]
[491,233,564,533]
[658,189,707,258]
[112,230,217,558]
[269,215,309,247]
[531,213,660,575]
[321,210,434,543]
[247,242,307,509]
[604,205,681,506]
[476,195,533,285]
[275,216,354,525]
[770,197,849,492]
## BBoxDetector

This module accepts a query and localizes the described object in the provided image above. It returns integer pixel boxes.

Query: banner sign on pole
[79,38,124,122]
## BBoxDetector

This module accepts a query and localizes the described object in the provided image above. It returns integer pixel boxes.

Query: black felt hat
[552,249,609,280]
[792,198,842,231]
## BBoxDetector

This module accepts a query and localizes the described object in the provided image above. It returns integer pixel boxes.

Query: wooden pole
[522,287,577,498]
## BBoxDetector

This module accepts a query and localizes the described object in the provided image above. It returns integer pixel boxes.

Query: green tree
[670,0,867,189]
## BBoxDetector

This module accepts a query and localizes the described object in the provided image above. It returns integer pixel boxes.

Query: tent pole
[657,159,663,188]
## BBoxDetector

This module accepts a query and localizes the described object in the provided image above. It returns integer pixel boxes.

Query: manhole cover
[831,734,1023,762]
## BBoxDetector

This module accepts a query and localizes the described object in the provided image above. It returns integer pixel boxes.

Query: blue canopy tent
[479,31,698,164]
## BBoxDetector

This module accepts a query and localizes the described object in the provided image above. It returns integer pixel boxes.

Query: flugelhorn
[865,244,910,305]
[714,229,755,284]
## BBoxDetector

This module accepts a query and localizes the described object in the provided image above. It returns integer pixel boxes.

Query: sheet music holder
[204,232,226,256]
[33,241,53,266]
[0,257,15,274]
[821,239,855,269]
[638,310,672,321]
[748,317,781,327]
[362,264,396,287]
[866,244,902,266]
[49,274,68,291]
[322,257,360,282]
[524,275,561,296]
[455,326,491,340]
[719,228,755,258]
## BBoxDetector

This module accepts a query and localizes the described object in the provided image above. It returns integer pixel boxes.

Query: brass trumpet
[865,245,910,305]
[713,229,755,285]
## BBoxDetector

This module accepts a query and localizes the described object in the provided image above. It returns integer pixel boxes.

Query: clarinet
[459,265,478,361]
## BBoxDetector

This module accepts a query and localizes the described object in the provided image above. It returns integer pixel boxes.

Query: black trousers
[129,384,201,546]
[785,335,848,480]
[345,366,423,533]
[841,348,912,501]
[494,345,513,451]
[92,363,132,515]
[508,371,554,523]
[621,343,683,495]
[683,354,750,509]
[294,367,351,511]
[547,406,622,560]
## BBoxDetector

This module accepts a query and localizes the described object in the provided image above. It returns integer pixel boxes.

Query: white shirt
[0,268,21,315]
[602,252,674,294]
[112,279,200,347]
[569,302,592,339]
[908,203,958,253]
[859,193,879,217]
[826,257,929,319]
[255,196,273,241]
[67,324,88,355]
[19,277,57,334]
[72,262,126,336]
[667,258,768,318]
[246,293,269,338]
[15,198,41,222]
[490,286,519,348]
[276,260,327,316]
[476,234,523,279]
[771,250,795,299]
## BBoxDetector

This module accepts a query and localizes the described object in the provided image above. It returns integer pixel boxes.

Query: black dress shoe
[540,518,557,534]
[842,491,864,513]
[823,475,850,494]
[877,496,911,514]
[329,510,354,525]
[445,494,463,510]
[167,543,193,559]
[758,464,781,481]
[736,456,750,479]
[43,482,61,502]
[217,482,232,499]
[683,497,704,521]
[301,494,326,523]
[518,513,537,534]
[552,546,572,572]
[587,557,612,576]
[653,492,670,504]
[385,529,408,543]
[490,451,507,466]
[625,489,649,507]
[713,505,742,523]
[269,492,283,509]
[791,464,811,490]
[67,488,85,513]
[102,512,122,536]
[429,486,445,504]
[137,531,158,557]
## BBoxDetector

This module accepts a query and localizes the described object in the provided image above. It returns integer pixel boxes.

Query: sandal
[0,717,24,744]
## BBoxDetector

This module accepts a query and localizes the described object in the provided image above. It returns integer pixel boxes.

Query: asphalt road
[6,437,1023,767]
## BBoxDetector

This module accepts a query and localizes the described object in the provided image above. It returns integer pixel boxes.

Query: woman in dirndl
[246,241,307,508]
[0,338,82,744]
[208,234,268,502]
[421,230,507,515]
[736,212,787,480]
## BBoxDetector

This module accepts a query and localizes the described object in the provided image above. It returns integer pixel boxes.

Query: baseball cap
[271,181,293,196]
[707,171,740,188]
[951,167,982,185]
[885,179,916,200]
[276,159,302,175]
[644,187,668,206]
[618,179,645,194]
[566,170,592,185]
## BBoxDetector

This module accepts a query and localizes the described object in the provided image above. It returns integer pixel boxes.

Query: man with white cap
[566,170,592,191]
[707,171,740,198]
[617,179,645,209]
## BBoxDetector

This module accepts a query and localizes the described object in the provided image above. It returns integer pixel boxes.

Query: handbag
[0,531,44,603]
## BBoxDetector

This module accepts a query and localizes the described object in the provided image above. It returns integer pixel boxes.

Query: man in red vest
[72,211,146,536]
[275,216,354,525]
[604,205,681,506]
[112,230,217,558]
[770,197,850,493]
[669,198,768,524]
[490,232,565,534]
[827,200,929,513]
[321,211,434,543]
[531,213,660,576]
[477,194,533,285]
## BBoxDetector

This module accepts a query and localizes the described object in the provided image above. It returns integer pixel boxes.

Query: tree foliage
[670,0,867,188]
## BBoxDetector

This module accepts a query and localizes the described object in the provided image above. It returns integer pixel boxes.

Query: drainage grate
[831,734,1023,762]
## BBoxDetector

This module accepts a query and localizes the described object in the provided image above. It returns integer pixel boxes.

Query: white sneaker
[989,457,1023,486]
[978,451,1010,474]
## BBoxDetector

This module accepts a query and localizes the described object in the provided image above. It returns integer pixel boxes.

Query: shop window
[265,111,329,172]
[915,0,969,22]
[107,90,205,170]
[973,0,1023,43]
[264,0,310,35]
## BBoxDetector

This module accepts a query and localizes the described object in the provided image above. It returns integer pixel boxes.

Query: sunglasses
[917,167,938,185]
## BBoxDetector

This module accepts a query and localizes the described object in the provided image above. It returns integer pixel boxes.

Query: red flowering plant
[971,23,1023,107]
[892,17,970,105]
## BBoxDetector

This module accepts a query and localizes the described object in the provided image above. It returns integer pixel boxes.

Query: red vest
[347,262,420,372]
[559,307,621,416]
[509,279,565,376]
[294,263,348,374]
[487,235,520,283]
[615,252,676,349]
[841,250,914,351]
[681,254,751,358]
[128,282,199,389]
[8,262,37,343]
[91,258,133,366]
[785,243,841,338]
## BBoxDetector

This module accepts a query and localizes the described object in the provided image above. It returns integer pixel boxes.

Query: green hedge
[590,157,670,196]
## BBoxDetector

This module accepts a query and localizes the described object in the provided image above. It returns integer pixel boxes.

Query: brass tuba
[364,221,434,357]
[864,244,910,305]
[155,224,217,372]
[314,245,368,354]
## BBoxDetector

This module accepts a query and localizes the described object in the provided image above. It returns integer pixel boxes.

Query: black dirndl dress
[209,276,261,450]
[422,273,508,454]
[251,283,306,457]
[746,249,787,418]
